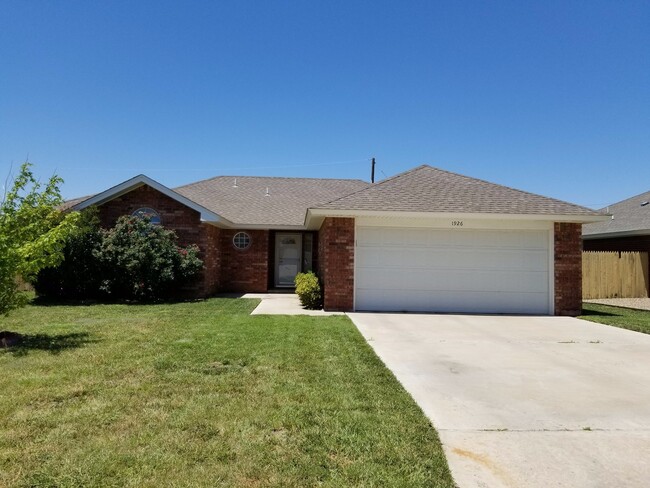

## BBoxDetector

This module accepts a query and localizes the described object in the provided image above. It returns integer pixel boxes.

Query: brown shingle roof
[316,165,602,216]
[174,175,368,226]
[583,190,650,236]
[60,195,93,211]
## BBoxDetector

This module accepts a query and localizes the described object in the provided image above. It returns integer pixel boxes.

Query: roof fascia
[204,221,308,231]
[583,229,650,240]
[71,174,232,225]
[305,208,609,226]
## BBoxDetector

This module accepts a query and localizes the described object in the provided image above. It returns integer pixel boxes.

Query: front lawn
[581,302,650,335]
[0,298,453,487]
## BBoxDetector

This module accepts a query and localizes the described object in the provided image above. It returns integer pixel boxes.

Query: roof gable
[71,175,227,224]
[314,165,603,218]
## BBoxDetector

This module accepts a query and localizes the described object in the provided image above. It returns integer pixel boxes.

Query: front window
[132,207,162,225]
[303,234,314,271]
[233,232,252,250]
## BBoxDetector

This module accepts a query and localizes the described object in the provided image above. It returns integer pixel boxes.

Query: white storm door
[275,233,302,287]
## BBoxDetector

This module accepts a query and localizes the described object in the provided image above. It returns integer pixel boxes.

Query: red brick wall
[198,224,221,295]
[97,185,201,246]
[555,222,583,316]
[318,217,355,311]
[219,229,269,293]
[95,185,270,297]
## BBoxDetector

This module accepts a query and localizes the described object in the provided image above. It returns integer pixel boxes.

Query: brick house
[71,165,606,315]
[583,190,650,253]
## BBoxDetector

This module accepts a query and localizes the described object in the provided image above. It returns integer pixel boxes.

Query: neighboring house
[70,165,605,315]
[583,190,650,252]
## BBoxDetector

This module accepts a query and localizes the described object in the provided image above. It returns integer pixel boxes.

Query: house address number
[451,220,464,227]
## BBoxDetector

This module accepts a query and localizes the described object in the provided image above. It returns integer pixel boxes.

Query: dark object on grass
[0,331,23,348]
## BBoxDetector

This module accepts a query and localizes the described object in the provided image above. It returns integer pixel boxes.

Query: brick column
[198,224,221,296]
[554,222,583,316]
[318,217,355,311]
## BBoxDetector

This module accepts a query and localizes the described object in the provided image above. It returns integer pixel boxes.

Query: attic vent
[641,201,649,206]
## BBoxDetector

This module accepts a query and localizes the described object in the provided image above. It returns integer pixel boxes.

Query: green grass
[581,302,650,334]
[0,298,454,488]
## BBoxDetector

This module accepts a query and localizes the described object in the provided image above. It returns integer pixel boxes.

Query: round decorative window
[132,207,162,225]
[233,232,251,250]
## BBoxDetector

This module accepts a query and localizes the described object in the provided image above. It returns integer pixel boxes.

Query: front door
[275,233,302,287]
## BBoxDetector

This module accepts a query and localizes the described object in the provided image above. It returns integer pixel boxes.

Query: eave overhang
[305,208,610,229]
[583,229,650,240]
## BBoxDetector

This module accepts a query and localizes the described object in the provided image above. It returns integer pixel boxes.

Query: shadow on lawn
[580,308,619,318]
[0,331,95,356]
[30,295,205,307]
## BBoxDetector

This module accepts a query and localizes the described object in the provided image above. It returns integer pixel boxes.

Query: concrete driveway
[349,313,650,488]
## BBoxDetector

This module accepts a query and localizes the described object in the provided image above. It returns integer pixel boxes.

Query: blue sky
[1,1,648,208]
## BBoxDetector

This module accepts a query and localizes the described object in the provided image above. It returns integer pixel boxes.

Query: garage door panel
[356,248,404,267]
[355,226,551,314]
[356,249,548,272]
[357,268,548,294]
[403,228,430,246]
[356,227,386,246]
[355,288,549,314]
[426,230,454,247]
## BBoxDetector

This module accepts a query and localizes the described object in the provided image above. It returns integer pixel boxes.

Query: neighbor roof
[583,190,650,238]
[314,165,603,217]
[174,175,368,227]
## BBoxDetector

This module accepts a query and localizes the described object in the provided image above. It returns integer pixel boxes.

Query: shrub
[34,207,103,299]
[96,215,203,300]
[294,271,322,309]
[35,211,204,301]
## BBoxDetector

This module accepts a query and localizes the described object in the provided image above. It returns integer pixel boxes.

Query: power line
[34,158,373,173]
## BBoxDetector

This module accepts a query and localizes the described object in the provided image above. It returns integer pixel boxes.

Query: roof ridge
[422,165,601,214]
[314,163,603,216]
[175,174,368,190]
[370,164,430,187]
[174,174,224,190]
[314,164,429,208]
[598,189,650,211]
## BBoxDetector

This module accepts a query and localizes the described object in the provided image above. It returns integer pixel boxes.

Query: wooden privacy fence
[582,251,649,299]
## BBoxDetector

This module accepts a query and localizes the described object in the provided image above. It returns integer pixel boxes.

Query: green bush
[96,215,203,300]
[294,271,322,309]
[34,207,103,299]
[35,211,203,301]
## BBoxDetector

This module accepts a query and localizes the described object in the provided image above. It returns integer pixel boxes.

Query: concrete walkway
[349,313,650,488]
[245,293,344,316]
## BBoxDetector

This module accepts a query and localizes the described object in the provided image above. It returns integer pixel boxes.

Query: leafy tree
[0,162,79,315]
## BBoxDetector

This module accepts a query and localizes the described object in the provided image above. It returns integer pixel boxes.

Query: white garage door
[355,226,551,314]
